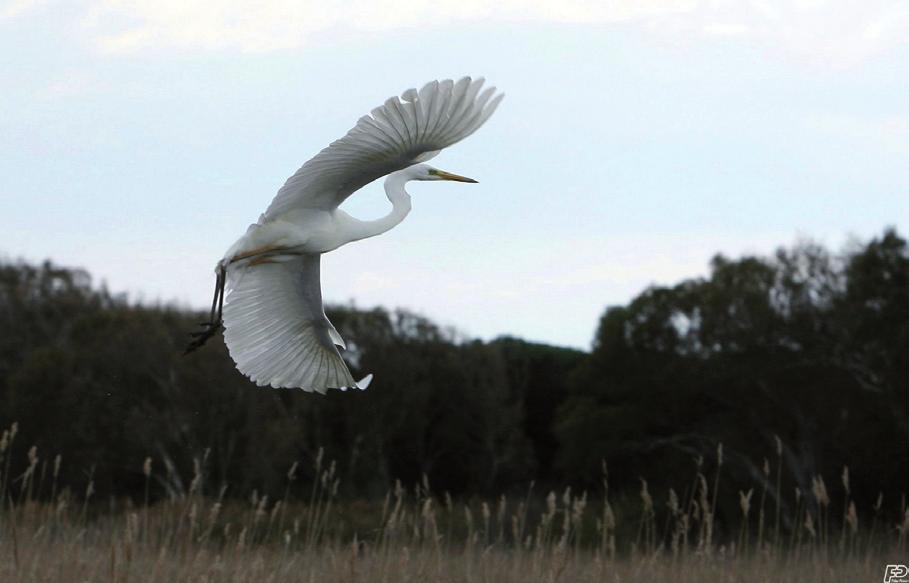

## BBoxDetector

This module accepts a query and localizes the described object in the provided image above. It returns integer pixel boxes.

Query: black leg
[216,263,225,323]
[207,265,221,324]
[184,264,227,355]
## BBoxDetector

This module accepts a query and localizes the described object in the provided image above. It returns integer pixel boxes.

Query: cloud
[0,0,45,19]
[78,0,909,65]
[83,0,693,53]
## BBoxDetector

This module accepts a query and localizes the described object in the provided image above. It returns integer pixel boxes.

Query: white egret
[186,77,504,394]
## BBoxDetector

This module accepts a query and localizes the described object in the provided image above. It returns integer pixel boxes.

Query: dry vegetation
[1,424,907,582]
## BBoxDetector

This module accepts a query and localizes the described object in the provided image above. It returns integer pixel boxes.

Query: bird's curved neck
[346,172,412,242]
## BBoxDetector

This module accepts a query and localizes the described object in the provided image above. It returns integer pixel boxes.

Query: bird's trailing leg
[184,263,227,355]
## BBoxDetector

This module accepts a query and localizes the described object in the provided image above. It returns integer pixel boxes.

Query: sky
[1,1,907,350]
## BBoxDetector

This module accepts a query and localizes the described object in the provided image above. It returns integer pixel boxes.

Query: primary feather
[264,77,503,217]
[223,255,359,391]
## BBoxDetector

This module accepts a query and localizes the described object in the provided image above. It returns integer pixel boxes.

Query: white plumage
[222,255,360,393]
[187,77,503,393]
[265,77,503,216]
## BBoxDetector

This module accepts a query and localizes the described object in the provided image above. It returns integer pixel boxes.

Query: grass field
[1,498,898,582]
[1,430,906,582]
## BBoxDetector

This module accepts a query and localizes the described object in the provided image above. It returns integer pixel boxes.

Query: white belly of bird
[221,209,347,265]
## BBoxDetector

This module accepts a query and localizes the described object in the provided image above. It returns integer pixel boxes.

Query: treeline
[0,260,583,501]
[1,229,907,518]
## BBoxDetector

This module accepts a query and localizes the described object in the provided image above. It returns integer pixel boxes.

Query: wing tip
[356,373,374,390]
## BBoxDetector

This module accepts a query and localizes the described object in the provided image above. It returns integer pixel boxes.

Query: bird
[185,77,504,394]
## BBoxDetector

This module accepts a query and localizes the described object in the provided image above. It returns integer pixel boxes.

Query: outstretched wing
[263,77,503,218]
[222,255,372,392]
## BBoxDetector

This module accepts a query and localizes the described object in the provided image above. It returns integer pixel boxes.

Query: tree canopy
[1,229,907,516]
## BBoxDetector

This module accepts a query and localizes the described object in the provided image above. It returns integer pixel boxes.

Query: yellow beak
[434,170,478,183]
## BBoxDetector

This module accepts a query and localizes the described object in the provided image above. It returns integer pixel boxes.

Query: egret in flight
[185,77,503,394]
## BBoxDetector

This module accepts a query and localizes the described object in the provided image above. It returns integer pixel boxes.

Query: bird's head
[409,163,478,183]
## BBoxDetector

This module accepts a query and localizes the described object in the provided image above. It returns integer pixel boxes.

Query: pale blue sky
[2,1,907,349]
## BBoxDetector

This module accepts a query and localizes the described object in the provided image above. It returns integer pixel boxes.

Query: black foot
[185,263,227,356]
[184,320,223,355]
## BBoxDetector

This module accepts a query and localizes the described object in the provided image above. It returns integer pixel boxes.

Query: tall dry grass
[1,422,907,582]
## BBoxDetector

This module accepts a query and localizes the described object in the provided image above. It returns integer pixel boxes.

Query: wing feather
[222,254,368,392]
[262,77,503,218]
